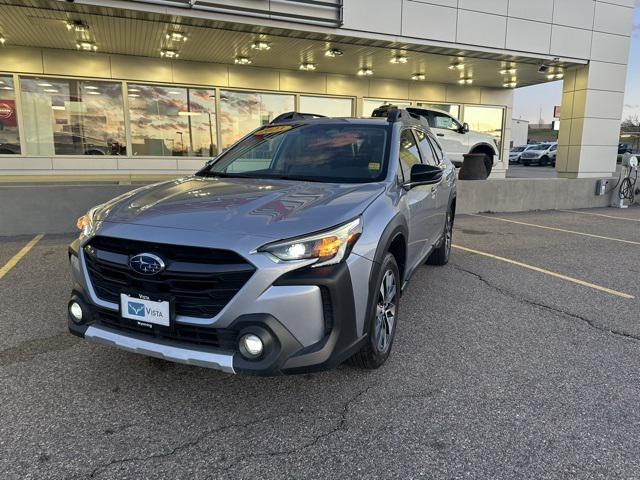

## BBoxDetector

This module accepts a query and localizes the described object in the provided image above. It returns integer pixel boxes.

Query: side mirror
[461,122,470,134]
[405,164,443,189]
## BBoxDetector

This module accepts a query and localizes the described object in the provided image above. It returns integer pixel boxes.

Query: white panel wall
[341,0,634,62]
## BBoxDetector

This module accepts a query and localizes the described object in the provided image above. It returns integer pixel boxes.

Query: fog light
[239,334,264,359]
[69,301,83,323]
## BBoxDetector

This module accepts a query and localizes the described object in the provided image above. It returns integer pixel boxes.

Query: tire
[427,208,453,266]
[540,155,549,166]
[348,253,400,370]
[483,155,493,176]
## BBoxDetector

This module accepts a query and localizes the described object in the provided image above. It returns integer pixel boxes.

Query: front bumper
[69,238,368,375]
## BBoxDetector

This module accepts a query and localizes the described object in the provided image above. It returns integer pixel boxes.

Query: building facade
[0,0,634,180]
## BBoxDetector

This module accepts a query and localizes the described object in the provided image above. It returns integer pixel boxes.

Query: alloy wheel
[374,269,397,353]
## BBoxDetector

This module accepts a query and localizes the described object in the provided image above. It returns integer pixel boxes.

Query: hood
[96,176,385,240]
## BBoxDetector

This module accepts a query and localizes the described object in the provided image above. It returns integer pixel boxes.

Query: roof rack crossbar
[270,111,327,124]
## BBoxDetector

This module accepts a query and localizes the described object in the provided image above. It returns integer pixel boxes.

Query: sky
[513,1,640,124]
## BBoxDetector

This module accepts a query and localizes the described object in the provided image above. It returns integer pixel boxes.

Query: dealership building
[0,0,635,183]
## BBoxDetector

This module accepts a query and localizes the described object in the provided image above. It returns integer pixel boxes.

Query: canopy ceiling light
[299,63,317,71]
[448,62,465,71]
[325,48,343,57]
[357,68,373,76]
[251,40,271,51]
[66,21,89,33]
[234,56,252,65]
[166,32,187,42]
[390,55,408,64]
[411,73,426,81]
[76,41,97,51]
[160,49,179,58]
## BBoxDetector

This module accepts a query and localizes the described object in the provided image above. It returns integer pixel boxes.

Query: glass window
[128,84,217,157]
[202,123,389,184]
[417,103,460,119]
[299,96,353,118]
[20,77,126,156]
[415,130,437,166]
[363,98,411,117]
[399,129,422,179]
[219,90,295,150]
[430,112,460,132]
[0,76,20,154]
[462,106,505,155]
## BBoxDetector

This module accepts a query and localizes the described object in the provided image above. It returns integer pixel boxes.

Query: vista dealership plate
[120,293,171,327]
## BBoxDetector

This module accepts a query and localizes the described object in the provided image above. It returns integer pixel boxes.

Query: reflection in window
[20,77,125,156]
[362,98,411,117]
[463,106,505,155]
[128,84,217,157]
[417,103,460,119]
[0,76,20,154]
[299,96,353,118]
[219,90,295,150]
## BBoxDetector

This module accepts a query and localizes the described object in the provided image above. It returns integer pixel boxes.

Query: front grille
[84,236,255,319]
[93,307,237,350]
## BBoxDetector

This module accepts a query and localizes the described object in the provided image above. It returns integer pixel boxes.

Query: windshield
[511,146,526,152]
[199,123,390,184]
[525,144,540,151]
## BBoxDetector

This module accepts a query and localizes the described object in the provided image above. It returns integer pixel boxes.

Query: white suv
[405,107,499,171]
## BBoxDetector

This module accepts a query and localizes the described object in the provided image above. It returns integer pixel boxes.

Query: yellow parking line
[559,209,640,223]
[471,214,640,246]
[452,244,634,299]
[0,234,44,281]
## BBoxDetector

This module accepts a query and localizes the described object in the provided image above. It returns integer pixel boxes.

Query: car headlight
[259,218,362,268]
[76,207,101,240]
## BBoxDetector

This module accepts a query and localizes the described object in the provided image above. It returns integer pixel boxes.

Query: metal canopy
[0,0,579,89]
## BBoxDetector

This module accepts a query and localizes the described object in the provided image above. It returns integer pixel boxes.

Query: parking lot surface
[1,206,640,479]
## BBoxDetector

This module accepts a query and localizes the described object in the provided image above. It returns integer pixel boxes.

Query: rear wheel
[540,155,549,166]
[348,253,400,370]
[427,208,453,266]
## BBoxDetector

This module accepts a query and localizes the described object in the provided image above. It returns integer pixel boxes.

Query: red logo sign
[0,100,16,127]
[0,102,12,119]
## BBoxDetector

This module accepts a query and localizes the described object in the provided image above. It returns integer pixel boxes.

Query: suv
[520,142,557,166]
[373,106,499,171]
[68,109,456,375]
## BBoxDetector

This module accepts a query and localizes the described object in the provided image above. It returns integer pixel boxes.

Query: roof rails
[270,111,326,124]
[371,105,430,129]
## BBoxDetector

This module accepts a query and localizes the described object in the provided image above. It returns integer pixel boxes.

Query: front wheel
[427,208,453,266]
[348,253,400,370]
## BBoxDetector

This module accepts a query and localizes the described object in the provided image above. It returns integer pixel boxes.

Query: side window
[431,112,460,132]
[428,134,444,163]
[414,130,438,166]
[399,129,422,180]
[550,144,557,152]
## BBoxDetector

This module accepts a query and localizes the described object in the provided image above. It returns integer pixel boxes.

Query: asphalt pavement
[1,207,640,479]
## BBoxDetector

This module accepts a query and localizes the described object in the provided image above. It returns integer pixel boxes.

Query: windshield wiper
[197,171,252,178]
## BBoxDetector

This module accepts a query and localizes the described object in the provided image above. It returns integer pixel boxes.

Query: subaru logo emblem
[129,253,165,275]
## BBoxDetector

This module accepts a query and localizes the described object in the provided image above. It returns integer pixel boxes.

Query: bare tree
[621,115,640,132]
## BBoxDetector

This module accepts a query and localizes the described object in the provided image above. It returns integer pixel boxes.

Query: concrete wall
[0,177,617,236]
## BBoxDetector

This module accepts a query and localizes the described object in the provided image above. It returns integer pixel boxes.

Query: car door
[414,129,448,245]
[398,129,438,269]
[427,110,468,164]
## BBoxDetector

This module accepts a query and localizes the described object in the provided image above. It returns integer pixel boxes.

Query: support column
[556,1,633,180]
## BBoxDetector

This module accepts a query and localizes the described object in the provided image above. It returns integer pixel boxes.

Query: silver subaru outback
[67,108,456,375]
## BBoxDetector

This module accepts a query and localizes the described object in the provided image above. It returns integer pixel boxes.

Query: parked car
[520,142,557,166]
[68,108,457,375]
[377,106,499,173]
[508,145,528,164]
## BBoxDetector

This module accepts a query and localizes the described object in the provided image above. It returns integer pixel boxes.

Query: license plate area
[120,293,174,328]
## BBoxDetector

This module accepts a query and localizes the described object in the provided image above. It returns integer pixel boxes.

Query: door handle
[436,133,444,137]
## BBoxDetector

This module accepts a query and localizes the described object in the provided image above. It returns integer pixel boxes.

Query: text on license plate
[120,293,170,327]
